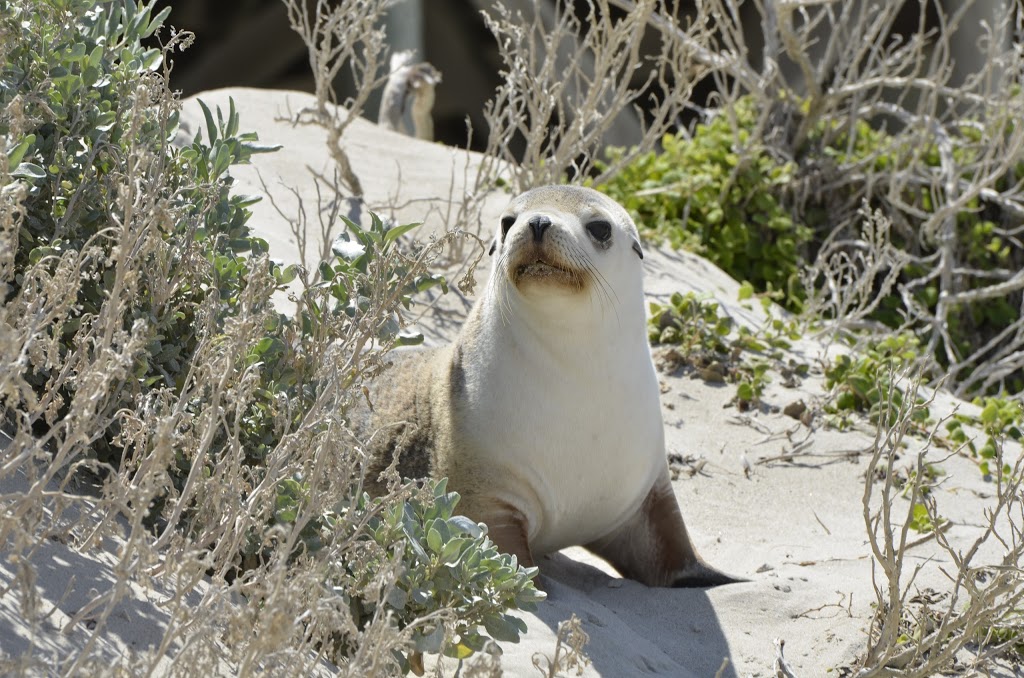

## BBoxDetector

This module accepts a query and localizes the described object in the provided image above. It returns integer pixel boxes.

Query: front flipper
[462,497,537,569]
[585,473,744,588]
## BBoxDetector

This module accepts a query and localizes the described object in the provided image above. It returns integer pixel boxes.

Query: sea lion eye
[501,215,516,239]
[586,220,612,243]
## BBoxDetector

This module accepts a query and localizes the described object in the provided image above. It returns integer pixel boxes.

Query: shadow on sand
[531,551,740,678]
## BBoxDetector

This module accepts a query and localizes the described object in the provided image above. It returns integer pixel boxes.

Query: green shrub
[3,0,282,465]
[599,97,813,310]
[603,93,1024,395]
[824,334,930,428]
[322,479,545,668]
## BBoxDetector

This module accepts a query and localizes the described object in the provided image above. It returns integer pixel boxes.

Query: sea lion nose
[528,215,552,243]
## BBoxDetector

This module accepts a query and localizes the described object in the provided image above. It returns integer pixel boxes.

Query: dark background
[154,0,948,152]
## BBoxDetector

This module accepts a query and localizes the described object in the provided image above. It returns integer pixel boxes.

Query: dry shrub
[1,1,538,676]
[477,0,715,192]
[856,368,1024,676]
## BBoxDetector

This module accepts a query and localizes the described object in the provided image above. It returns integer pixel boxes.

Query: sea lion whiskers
[563,244,620,326]
[491,248,517,327]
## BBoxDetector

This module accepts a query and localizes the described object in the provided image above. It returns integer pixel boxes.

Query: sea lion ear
[631,239,644,260]
[489,239,497,256]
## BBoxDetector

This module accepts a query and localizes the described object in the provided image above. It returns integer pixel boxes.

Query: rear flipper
[585,473,745,588]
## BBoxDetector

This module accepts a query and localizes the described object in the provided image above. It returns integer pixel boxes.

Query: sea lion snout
[527,215,552,242]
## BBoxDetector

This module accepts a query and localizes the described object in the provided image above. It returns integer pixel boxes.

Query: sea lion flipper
[464,498,536,569]
[586,474,743,588]
[671,561,747,588]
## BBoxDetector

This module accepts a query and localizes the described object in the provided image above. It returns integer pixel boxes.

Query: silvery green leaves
[7,134,45,179]
[344,478,545,664]
[317,212,447,347]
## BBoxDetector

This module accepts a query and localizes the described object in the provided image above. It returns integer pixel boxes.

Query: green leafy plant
[648,291,733,354]
[648,290,805,410]
[599,98,813,310]
[733,359,771,410]
[975,623,1024,662]
[601,87,1024,396]
[824,334,930,428]
[3,0,282,467]
[314,211,447,346]
[347,479,544,666]
[906,501,945,534]
[271,477,545,669]
[945,397,1023,480]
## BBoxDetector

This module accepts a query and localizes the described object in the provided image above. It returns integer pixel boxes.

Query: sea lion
[361,185,739,587]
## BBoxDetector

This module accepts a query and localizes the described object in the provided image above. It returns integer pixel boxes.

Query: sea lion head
[489,186,645,301]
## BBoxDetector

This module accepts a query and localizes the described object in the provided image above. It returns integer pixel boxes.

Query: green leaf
[384,221,421,244]
[140,49,162,72]
[143,6,172,38]
[483,613,527,642]
[440,537,467,564]
[197,98,218,144]
[7,134,35,170]
[88,44,104,67]
[395,330,425,347]
[426,526,443,554]
[82,65,100,87]
[449,515,483,538]
[240,141,283,155]
[385,586,408,611]
[980,402,999,427]
[445,643,474,660]
[275,265,297,285]
[12,163,46,179]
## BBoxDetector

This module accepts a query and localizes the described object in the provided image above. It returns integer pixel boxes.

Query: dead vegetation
[856,369,1024,676]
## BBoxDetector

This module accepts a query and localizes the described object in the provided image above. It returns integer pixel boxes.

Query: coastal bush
[601,84,1024,395]
[329,479,544,669]
[3,0,282,465]
[600,98,811,310]
[823,334,930,428]
[648,289,802,410]
[1,1,540,675]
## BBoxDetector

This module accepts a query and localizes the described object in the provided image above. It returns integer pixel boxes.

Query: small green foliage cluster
[824,334,930,428]
[648,291,733,354]
[317,212,446,343]
[599,98,812,310]
[945,397,1023,480]
[906,501,945,534]
[352,480,543,666]
[648,287,805,410]
[732,281,803,354]
[975,624,1024,662]
[274,478,545,668]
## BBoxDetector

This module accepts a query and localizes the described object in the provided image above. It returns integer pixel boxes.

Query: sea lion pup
[361,185,740,588]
